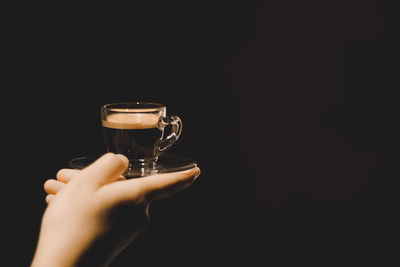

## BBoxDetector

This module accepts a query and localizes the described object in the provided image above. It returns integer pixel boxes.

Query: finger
[56,169,81,183]
[57,169,126,184]
[80,153,129,186]
[44,179,66,194]
[112,167,200,203]
[115,175,127,182]
[46,194,54,204]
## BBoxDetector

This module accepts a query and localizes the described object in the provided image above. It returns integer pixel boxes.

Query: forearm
[30,224,108,267]
[31,236,87,267]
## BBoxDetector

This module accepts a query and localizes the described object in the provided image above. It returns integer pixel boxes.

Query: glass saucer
[68,154,197,178]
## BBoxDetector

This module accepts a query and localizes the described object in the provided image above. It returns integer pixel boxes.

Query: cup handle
[158,115,182,153]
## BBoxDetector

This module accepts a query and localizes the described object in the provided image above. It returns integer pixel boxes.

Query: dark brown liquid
[103,126,163,160]
[102,113,162,161]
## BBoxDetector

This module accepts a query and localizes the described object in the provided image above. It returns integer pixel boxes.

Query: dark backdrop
[4,0,398,266]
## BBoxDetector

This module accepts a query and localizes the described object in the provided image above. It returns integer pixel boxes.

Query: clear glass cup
[101,102,182,177]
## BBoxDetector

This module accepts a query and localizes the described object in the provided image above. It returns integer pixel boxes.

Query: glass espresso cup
[101,102,182,177]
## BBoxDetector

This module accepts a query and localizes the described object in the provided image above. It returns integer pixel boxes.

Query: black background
[3,0,399,266]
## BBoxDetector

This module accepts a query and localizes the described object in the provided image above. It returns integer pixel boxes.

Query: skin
[31,153,200,267]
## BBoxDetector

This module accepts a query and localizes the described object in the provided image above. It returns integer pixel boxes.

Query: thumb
[110,167,201,203]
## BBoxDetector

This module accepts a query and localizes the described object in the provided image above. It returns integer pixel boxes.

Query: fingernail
[116,154,129,165]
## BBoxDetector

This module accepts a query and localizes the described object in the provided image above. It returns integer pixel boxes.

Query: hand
[31,153,200,267]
